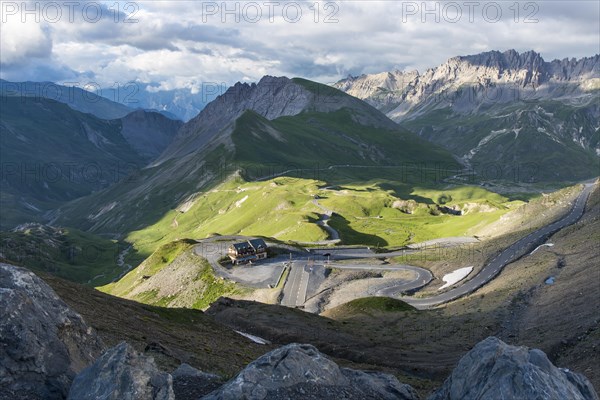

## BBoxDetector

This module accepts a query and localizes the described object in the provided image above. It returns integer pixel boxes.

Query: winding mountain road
[403,183,595,309]
[311,199,340,242]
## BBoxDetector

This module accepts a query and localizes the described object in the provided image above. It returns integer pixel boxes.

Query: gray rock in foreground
[428,336,599,400]
[172,363,223,399]
[202,343,418,400]
[0,264,104,400]
[68,342,175,400]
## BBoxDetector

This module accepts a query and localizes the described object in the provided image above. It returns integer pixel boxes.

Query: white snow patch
[513,128,521,139]
[438,266,473,290]
[235,330,270,345]
[530,243,554,255]
[464,129,509,161]
[22,202,41,212]
[88,202,117,220]
[235,195,249,208]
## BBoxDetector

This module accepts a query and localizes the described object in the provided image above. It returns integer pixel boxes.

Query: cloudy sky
[1,0,599,92]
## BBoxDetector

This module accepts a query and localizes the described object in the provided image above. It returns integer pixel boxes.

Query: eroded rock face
[0,264,105,400]
[202,343,418,400]
[428,336,599,400]
[67,342,174,400]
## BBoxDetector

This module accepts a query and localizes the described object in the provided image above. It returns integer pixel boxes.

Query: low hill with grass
[99,239,246,310]
[325,297,417,316]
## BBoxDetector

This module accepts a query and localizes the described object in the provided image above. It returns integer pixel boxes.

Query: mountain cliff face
[334,50,600,181]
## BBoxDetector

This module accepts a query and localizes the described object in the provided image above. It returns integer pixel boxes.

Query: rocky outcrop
[437,205,463,216]
[67,342,174,400]
[428,336,599,400]
[172,363,224,399]
[0,263,105,400]
[202,343,418,400]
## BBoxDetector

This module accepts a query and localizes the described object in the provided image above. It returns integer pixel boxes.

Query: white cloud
[0,0,598,89]
[0,18,52,65]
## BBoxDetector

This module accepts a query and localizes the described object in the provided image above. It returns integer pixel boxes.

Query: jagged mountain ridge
[334,50,600,181]
[334,50,599,119]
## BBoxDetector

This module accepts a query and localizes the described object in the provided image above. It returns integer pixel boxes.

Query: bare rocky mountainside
[334,50,600,181]
[1,263,597,399]
[334,50,598,118]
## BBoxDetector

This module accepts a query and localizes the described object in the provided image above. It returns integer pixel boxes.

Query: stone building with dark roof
[228,238,268,265]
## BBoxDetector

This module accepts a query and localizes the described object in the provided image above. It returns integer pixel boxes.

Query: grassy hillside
[232,109,458,181]
[330,297,417,315]
[118,174,526,263]
[0,224,124,286]
[100,240,245,310]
